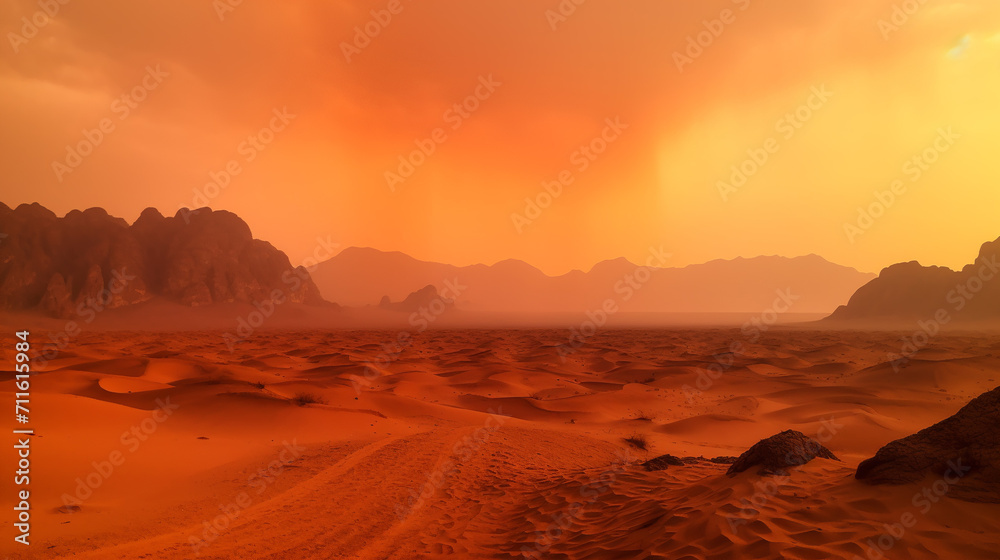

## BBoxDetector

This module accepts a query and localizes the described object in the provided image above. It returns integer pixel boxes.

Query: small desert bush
[631,410,655,422]
[623,433,649,451]
[291,392,327,407]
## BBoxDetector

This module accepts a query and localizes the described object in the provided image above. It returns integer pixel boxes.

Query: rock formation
[856,386,1000,503]
[642,454,685,471]
[0,203,325,318]
[379,285,452,313]
[826,236,1000,323]
[727,430,839,476]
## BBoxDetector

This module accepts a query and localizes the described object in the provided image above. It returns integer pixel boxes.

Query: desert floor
[2,328,1000,559]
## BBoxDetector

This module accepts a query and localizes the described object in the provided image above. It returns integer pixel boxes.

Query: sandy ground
[2,328,999,559]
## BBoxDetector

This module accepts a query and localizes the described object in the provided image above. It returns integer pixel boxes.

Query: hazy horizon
[17,200,1000,279]
[3,0,999,276]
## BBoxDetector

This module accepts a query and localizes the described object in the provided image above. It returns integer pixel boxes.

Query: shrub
[291,392,327,407]
[623,433,649,451]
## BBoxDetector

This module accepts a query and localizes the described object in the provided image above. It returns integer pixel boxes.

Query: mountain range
[20,202,1000,325]
[310,246,874,314]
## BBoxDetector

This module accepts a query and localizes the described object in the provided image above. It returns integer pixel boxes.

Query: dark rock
[0,203,327,316]
[826,236,1000,323]
[642,454,685,471]
[710,456,738,464]
[856,386,1000,503]
[727,430,839,477]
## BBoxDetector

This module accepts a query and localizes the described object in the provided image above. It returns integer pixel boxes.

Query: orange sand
[2,328,999,559]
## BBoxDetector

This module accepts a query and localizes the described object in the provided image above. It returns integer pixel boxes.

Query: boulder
[642,454,685,471]
[727,430,839,476]
[856,386,1000,503]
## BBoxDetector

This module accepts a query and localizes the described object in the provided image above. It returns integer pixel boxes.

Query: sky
[1,0,999,275]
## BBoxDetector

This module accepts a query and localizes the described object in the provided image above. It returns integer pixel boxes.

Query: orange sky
[2,0,999,275]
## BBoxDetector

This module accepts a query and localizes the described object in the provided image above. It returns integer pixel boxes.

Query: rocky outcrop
[826,236,1000,323]
[642,454,685,471]
[727,430,839,476]
[38,273,72,317]
[0,203,326,318]
[379,285,452,313]
[856,386,1000,503]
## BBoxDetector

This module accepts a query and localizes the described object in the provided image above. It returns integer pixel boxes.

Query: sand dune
[2,328,999,559]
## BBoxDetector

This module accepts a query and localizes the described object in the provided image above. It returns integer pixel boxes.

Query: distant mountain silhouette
[379,285,454,313]
[0,203,324,318]
[826,236,1000,324]
[311,247,874,314]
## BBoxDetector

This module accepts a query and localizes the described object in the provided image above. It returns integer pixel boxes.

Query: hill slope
[826,236,1000,324]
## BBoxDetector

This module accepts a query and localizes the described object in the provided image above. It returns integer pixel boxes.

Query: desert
[5,1,1000,557]
[3,325,1000,559]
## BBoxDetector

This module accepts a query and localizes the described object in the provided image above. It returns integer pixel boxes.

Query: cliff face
[826,237,1000,323]
[0,203,324,318]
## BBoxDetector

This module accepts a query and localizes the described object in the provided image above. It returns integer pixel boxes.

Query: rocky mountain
[826,236,1000,323]
[856,385,1000,503]
[0,203,324,318]
[311,247,875,314]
